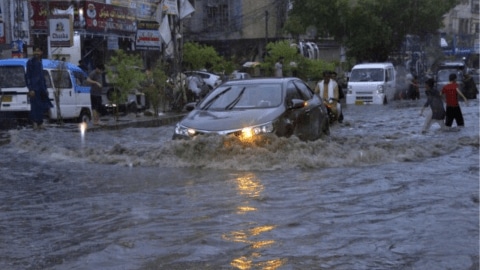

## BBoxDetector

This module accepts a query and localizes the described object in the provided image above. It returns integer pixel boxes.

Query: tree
[51,61,68,125]
[262,40,335,81]
[262,40,300,76]
[182,42,225,71]
[143,63,168,117]
[106,50,145,120]
[286,0,459,62]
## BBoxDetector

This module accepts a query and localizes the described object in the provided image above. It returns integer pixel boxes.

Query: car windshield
[198,83,283,110]
[349,68,385,82]
[437,69,464,82]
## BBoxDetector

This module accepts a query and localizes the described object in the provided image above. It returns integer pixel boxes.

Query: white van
[0,58,92,123]
[346,62,396,105]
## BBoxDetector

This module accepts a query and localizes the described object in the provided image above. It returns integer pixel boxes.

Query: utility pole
[265,10,269,45]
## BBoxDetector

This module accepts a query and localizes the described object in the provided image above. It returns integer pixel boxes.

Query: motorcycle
[324,98,342,124]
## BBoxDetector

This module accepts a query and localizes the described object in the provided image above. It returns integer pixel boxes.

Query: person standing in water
[439,73,469,128]
[420,78,445,133]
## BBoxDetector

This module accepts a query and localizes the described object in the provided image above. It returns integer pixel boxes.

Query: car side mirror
[289,98,305,109]
[185,102,197,111]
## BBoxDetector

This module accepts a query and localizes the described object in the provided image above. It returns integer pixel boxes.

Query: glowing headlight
[241,122,274,139]
[175,124,196,137]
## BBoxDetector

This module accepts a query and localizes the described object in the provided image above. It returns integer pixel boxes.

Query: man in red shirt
[439,73,469,127]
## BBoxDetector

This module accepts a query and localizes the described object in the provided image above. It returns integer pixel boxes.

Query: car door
[293,80,323,140]
[48,69,75,119]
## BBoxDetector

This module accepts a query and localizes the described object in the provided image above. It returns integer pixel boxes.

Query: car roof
[222,77,300,85]
[0,58,85,73]
[352,62,394,69]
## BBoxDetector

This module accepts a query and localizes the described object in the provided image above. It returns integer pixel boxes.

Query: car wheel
[106,88,119,102]
[78,109,91,123]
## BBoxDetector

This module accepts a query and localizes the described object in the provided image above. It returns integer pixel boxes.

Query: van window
[350,68,385,82]
[386,68,393,82]
[50,70,72,88]
[72,71,90,86]
[43,70,53,88]
[0,66,27,88]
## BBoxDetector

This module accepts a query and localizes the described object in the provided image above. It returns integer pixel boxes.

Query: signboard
[163,0,178,16]
[30,1,84,31]
[49,15,74,47]
[107,36,119,50]
[11,40,24,58]
[84,1,136,34]
[136,21,160,51]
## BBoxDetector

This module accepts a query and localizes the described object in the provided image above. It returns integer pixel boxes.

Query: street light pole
[265,10,269,45]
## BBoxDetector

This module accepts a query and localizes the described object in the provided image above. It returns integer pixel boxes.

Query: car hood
[180,107,283,132]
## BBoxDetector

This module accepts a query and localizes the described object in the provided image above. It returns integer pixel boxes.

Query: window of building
[204,2,229,32]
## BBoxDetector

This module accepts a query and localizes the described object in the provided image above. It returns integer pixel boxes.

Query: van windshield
[350,68,385,82]
[437,69,463,82]
[0,66,26,88]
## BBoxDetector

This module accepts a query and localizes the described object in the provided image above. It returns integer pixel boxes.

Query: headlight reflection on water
[79,122,87,144]
[224,173,285,269]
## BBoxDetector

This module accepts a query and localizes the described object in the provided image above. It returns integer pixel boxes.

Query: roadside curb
[88,113,186,131]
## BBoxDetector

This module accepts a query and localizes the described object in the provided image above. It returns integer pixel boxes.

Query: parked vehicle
[346,62,396,105]
[229,71,251,80]
[172,77,330,141]
[101,71,147,115]
[435,61,465,94]
[183,71,222,90]
[0,58,92,123]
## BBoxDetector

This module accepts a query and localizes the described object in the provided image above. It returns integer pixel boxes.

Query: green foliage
[261,40,301,76]
[182,42,225,71]
[297,58,336,82]
[261,40,335,81]
[143,63,168,117]
[106,50,145,119]
[287,0,459,62]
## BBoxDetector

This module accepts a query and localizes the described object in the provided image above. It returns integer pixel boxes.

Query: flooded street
[0,99,478,270]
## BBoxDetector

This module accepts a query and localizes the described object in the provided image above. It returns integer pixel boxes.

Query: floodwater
[0,98,478,270]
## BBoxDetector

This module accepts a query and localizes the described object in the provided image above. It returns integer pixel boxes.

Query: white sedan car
[184,71,222,90]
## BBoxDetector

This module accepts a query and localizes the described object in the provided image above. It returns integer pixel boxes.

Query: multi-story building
[440,0,479,67]
[184,0,290,61]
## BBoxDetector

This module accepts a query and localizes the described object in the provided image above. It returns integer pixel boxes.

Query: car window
[0,66,26,88]
[286,81,303,100]
[50,70,72,88]
[293,80,313,100]
[43,70,53,88]
[72,71,89,86]
[386,68,393,82]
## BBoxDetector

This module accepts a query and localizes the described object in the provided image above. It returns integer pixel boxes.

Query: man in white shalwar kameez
[315,71,341,122]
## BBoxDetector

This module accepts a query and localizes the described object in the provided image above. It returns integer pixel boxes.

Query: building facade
[184,0,290,62]
[440,0,479,67]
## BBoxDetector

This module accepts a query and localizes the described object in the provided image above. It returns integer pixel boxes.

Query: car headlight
[240,122,274,140]
[175,124,196,137]
[377,85,384,93]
